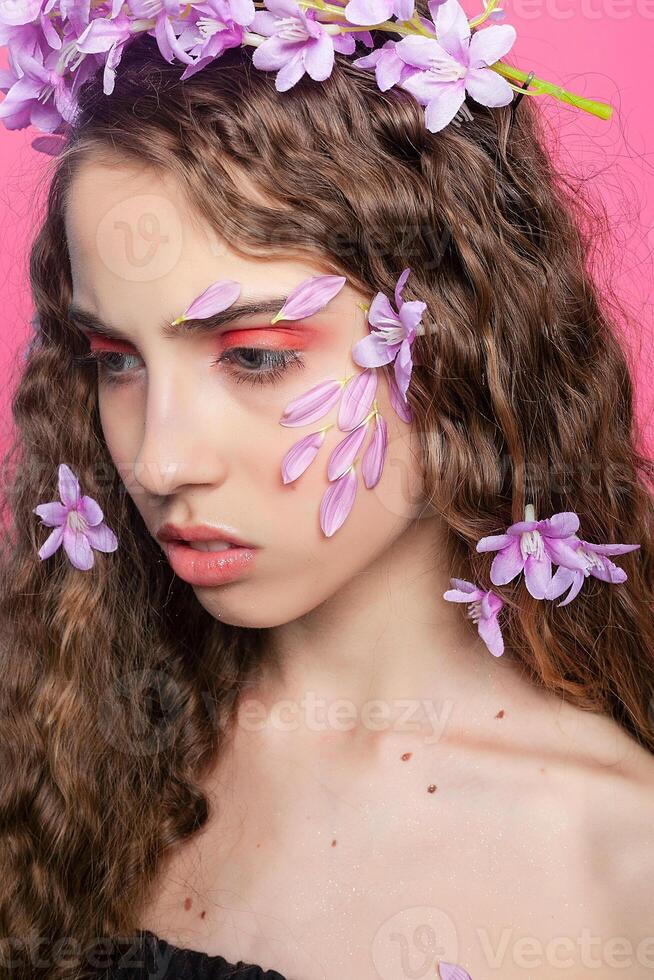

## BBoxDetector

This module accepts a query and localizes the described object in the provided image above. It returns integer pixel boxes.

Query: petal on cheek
[319,468,358,537]
[281,430,326,483]
[362,414,388,489]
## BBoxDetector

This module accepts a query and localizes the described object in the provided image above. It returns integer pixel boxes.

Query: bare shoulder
[540,701,654,936]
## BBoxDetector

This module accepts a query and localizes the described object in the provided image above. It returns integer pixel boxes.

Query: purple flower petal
[446,577,481,596]
[280,378,343,426]
[303,33,336,82]
[58,463,81,509]
[38,524,64,561]
[544,536,590,571]
[588,556,628,585]
[475,532,513,553]
[271,275,347,324]
[439,961,473,980]
[343,0,394,22]
[362,413,387,488]
[443,586,484,602]
[537,511,580,538]
[467,22,516,67]
[33,501,67,526]
[393,334,414,402]
[477,605,504,656]
[489,537,524,585]
[434,0,471,44]
[545,565,583,606]
[274,51,308,91]
[281,429,326,483]
[464,66,513,107]
[481,589,503,619]
[78,494,104,526]
[62,525,95,571]
[327,422,369,480]
[351,331,399,369]
[581,540,641,557]
[424,81,466,131]
[84,522,119,552]
[171,279,241,325]
[338,369,378,431]
[0,0,43,25]
[319,467,358,537]
[394,266,411,308]
[523,553,552,599]
[387,369,413,423]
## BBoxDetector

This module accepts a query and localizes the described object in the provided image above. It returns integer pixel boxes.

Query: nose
[131,375,229,498]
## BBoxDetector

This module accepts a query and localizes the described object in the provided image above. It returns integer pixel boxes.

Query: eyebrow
[67,297,298,341]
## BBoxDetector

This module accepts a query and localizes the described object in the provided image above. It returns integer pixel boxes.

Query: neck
[244,518,521,747]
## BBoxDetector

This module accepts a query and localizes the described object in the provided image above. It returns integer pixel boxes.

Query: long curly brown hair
[1,15,653,978]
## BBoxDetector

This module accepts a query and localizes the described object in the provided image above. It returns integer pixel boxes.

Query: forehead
[64,158,342,324]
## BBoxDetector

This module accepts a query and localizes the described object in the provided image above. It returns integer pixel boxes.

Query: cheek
[265,401,424,557]
[97,390,142,483]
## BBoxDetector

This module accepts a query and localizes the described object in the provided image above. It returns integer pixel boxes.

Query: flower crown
[36,272,640,662]
[0,0,612,154]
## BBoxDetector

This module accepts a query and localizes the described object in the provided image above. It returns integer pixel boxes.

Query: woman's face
[65,159,427,627]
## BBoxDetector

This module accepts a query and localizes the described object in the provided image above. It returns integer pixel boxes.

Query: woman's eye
[216,347,305,387]
[73,349,144,386]
[73,345,305,388]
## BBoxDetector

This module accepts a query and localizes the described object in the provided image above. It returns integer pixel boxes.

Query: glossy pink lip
[162,540,258,587]
[156,521,256,548]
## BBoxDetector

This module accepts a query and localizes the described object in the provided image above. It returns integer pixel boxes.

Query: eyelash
[73,346,306,388]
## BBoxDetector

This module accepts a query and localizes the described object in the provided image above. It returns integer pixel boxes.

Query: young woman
[0,3,653,978]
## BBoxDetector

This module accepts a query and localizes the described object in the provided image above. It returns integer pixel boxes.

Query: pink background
[0,2,652,458]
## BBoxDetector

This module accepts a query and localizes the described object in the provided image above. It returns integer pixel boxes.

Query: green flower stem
[468,0,501,28]
[490,61,613,120]
[110,0,612,123]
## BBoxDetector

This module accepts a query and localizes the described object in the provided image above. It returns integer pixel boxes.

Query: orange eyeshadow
[87,335,136,354]
[215,326,322,351]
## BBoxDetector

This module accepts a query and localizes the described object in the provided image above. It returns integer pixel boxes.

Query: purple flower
[343,0,415,28]
[394,0,517,132]
[171,278,241,325]
[443,577,504,657]
[271,274,347,323]
[250,0,355,92]
[352,38,421,92]
[544,537,640,607]
[76,9,141,96]
[33,464,118,571]
[129,0,197,71]
[476,506,590,600]
[0,45,79,133]
[179,0,254,80]
[351,267,426,404]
